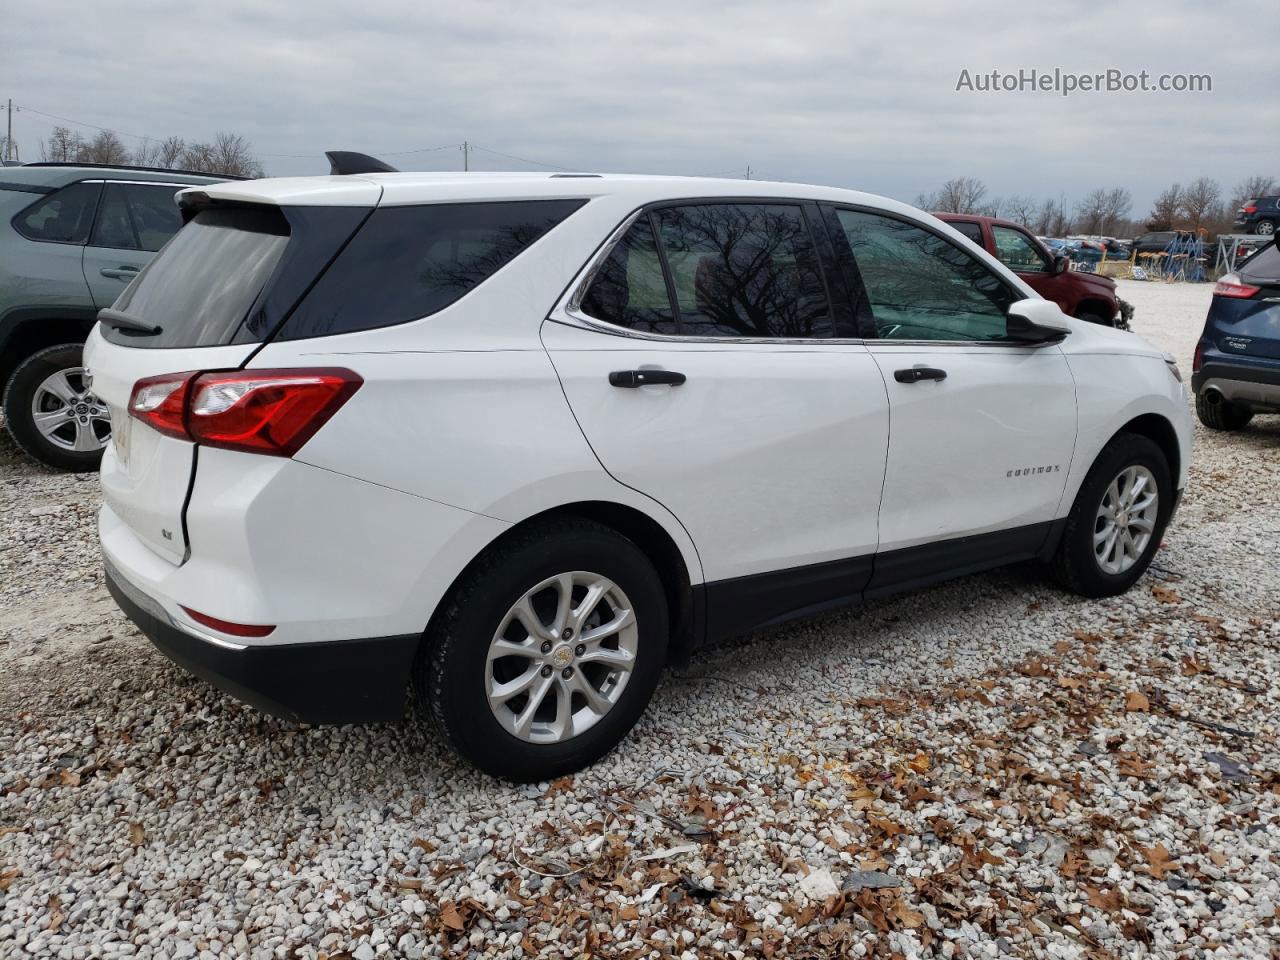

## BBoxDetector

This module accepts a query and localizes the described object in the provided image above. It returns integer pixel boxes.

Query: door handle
[608,369,687,388]
[894,366,947,383]
[100,267,140,280]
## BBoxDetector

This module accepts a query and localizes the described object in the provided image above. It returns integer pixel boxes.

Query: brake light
[128,368,361,456]
[1212,274,1260,299]
[129,372,195,439]
[188,369,362,456]
[1192,341,1204,373]
[1243,205,1257,214]
[179,605,275,638]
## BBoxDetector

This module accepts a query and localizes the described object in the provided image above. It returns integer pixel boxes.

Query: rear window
[277,199,585,340]
[1239,241,1280,281]
[107,207,290,348]
[13,181,102,244]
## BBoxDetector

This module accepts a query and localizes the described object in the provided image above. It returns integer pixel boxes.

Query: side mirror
[1007,298,1072,343]
[1051,254,1070,275]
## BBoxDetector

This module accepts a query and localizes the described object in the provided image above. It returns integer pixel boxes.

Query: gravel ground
[2,279,1278,959]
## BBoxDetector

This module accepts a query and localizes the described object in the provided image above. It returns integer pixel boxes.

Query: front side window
[834,209,1014,342]
[992,226,1050,273]
[579,217,677,334]
[280,199,585,340]
[654,203,833,338]
[13,181,102,244]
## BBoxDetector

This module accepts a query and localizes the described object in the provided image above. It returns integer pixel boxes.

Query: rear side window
[579,217,677,334]
[654,203,833,338]
[109,207,290,348]
[13,181,102,244]
[279,199,585,340]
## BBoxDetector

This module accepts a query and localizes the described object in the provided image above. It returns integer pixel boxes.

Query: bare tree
[1229,175,1276,212]
[79,130,130,165]
[41,126,84,162]
[155,136,187,168]
[1033,197,1071,236]
[1147,184,1182,231]
[1002,195,1038,228]
[182,132,262,177]
[1179,176,1221,230]
[0,135,17,162]
[1074,187,1132,235]
[932,177,988,214]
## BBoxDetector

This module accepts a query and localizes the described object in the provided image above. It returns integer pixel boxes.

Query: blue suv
[1233,196,1279,236]
[1192,240,1280,430]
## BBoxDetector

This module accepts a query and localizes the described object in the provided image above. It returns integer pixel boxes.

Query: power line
[468,143,574,171]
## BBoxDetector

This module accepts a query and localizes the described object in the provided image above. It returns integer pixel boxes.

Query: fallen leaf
[439,900,466,932]
[129,823,145,847]
[1086,884,1125,912]
[1057,675,1085,689]
[58,769,81,787]
[1180,655,1213,676]
[1125,690,1150,712]
[906,752,929,774]
[1137,843,1177,881]
[1151,585,1182,604]
[0,869,20,891]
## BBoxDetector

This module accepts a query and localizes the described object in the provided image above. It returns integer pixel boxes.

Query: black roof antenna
[325,151,399,175]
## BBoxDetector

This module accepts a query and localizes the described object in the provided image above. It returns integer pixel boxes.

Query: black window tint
[950,221,984,245]
[123,184,183,252]
[90,183,138,250]
[14,181,101,244]
[655,203,833,338]
[836,209,1014,342]
[282,199,584,340]
[108,207,290,348]
[1239,241,1280,280]
[580,217,676,334]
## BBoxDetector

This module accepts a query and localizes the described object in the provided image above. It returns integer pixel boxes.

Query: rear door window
[124,184,184,251]
[579,217,678,334]
[90,184,140,250]
[13,181,102,244]
[653,203,833,338]
[278,199,585,340]
[106,206,290,348]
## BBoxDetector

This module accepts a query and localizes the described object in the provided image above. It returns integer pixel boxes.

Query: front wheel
[1051,434,1172,598]
[418,519,668,781]
[3,343,110,472]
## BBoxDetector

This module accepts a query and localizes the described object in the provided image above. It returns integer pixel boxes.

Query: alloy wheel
[1093,465,1159,575]
[30,367,110,454]
[486,571,638,744]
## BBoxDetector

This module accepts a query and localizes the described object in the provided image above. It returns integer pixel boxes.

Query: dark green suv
[1,163,231,470]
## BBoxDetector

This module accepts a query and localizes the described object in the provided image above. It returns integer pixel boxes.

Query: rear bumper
[105,561,418,724]
[1192,360,1280,411]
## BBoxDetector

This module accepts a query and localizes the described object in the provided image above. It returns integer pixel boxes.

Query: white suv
[85,162,1192,781]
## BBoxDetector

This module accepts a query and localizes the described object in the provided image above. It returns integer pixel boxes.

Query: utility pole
[5,99,12,163]
[745,164,751,180]
[463,140,468,172]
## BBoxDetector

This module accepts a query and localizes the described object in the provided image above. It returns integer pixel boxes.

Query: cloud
[6,0,1275,215]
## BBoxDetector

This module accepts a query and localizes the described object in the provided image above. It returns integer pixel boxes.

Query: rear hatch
[1210,242,1280,361]
[86,185,377,565]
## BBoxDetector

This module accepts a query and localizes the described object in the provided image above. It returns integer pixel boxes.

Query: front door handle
[100,266,140,280]
[894,366,947,384]
[608,369,687,388]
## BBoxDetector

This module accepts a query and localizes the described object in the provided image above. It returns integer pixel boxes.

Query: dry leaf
[1137,843,1177,880]
[58,769,81,787]
[1180,655,1212,676]
[129,823,145,847]
[0,869,20,891]
[1151,585,1182,604]
[439,900,466,932]
[1125,690,1150,712]
[906,752,929,774]
[1057,675,1085,689]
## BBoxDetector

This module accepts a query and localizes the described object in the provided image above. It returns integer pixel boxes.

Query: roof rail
[21,161,249,180]
[550,173,601,178]
[326,151,399,175]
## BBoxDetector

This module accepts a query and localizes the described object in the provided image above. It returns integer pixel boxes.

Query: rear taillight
[1212,274,1260,299]
[1192,341,1204,373]
[129,372,195,439]
[128,368,362,456]
[1243,205,1257,214]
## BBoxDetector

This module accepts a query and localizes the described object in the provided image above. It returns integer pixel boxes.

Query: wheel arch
[0,309,98,388]
[423,499,701,667]
[1116,412,1181,489]
[1074,298,1117,325]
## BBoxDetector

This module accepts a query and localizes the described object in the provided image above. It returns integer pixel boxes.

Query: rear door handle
[894,366,947,383]
[608,369,687,388]
[100,267,140,280]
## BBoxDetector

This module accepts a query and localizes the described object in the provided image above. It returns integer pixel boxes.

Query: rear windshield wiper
[97,308,162,336]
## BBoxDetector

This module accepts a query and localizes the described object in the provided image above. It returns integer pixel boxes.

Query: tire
[1253,219,1276,237]
[1051,433,1172,598]
[1195,391,1253,431]
[418,518,669,781]
[2,343,109,472]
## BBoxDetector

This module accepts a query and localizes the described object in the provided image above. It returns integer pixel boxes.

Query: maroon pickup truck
[937,214,1133,329]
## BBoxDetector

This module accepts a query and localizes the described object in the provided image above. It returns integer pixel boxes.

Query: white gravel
[2,279,1278,959]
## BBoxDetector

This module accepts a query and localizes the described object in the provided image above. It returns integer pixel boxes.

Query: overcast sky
[5,0,1277,216]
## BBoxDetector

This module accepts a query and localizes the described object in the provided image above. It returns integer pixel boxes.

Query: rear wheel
[1052,434,1171,598]
[418,519,668,781]
[1254,219,1276,236]
[3,343,110,472]
[1196,391,1253,431]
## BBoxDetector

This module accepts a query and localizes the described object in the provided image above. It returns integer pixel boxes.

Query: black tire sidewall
[424,521,668,782]
[3,343,104,472]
